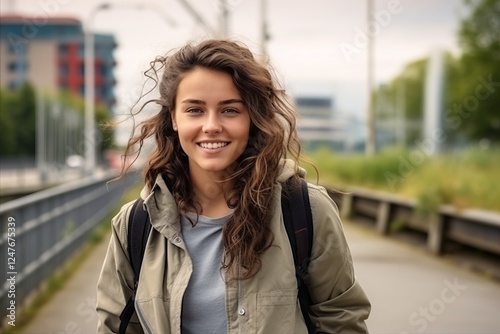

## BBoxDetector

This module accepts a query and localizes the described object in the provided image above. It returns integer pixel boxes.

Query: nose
[202,112,222,134]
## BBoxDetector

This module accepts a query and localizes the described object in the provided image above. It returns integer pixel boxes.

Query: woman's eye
[222,108,238,114]
[186,108,202,114]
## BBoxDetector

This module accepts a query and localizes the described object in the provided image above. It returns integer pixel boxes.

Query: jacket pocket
[256,289,299,333]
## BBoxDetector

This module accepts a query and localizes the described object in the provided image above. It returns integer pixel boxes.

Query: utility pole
[36,90,47,183]
[423,49,445,154]
[366,0,376,155]
[260,0,269,62]
[83,6,99,176]
[219,0,229,37]
[396,75,406,146]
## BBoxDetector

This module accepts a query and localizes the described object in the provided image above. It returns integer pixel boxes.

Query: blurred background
[1,0,499,209]
[0,0,500,329]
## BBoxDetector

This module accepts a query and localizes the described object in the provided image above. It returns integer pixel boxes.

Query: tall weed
[304,145,500,212]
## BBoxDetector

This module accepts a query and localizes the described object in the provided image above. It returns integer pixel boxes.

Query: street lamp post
[219,0,229,37]
[83,2,176,176]
[84,3,107,176]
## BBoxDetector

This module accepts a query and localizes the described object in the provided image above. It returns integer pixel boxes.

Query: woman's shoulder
[305,182,340,216]
[304,181,346,237]
[111,182,151,235]
[110,199,137,244]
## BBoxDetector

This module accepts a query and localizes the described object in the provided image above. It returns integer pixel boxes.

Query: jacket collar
[142,174,181,240]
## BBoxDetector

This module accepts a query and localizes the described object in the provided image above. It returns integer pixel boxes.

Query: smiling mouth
[198,142,230,149]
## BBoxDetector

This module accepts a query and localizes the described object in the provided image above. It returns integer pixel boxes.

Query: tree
[452,0,500,142]
[376,0,500,147]
[0,84,36,157]
[0,84,115,161]
[374,58,428,146]
[16,84,37,155]
[0,89,18,156]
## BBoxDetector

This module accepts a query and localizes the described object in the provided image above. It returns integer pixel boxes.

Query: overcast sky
[1,0,469,143]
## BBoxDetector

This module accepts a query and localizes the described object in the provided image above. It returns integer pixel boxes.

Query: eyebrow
[180,98,245,106]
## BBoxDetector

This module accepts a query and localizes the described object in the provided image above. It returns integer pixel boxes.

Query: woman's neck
[190,170,232,218]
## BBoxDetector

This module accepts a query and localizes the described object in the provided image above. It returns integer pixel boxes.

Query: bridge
[1,172,499,333]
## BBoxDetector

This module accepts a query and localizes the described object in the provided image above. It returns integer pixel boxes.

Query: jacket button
[238,308,245,316]
[173,236,182,243]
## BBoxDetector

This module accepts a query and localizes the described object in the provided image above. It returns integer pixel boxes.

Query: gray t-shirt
[180,211,232,334]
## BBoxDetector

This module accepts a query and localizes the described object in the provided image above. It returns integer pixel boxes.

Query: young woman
[96,39,370,333]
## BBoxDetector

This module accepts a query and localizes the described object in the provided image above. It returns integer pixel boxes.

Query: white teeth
[199,142,228,149]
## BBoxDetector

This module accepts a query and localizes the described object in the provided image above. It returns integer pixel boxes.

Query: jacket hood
[277,158,306,183]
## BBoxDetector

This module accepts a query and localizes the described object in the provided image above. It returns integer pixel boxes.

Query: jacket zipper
[135,300,154,334]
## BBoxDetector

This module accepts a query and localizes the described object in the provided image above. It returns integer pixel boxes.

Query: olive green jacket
[96,160,370,333]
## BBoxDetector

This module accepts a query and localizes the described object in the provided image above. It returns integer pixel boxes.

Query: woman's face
[173,67,251,177]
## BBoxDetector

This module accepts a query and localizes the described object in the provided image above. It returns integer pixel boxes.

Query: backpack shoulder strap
[119,198,151,334]
[281,177,316,333]
[128,198,151,279]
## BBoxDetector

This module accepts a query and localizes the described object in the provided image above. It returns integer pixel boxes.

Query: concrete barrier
[334,186,500,257]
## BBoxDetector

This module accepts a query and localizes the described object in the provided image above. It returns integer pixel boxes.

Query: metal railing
[334,186,500,257]
[0,170,140,321]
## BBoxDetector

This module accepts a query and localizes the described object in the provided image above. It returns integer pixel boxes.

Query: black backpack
[119,178,316,334]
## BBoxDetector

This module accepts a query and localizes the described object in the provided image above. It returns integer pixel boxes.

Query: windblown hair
[122,39,302,280]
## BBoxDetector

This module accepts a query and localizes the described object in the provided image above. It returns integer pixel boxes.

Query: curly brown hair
[121,39,302,280]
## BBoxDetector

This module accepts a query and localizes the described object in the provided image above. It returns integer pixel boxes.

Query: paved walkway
[21,234,109,334]
[20,222,500,333]
[345,223,500,333]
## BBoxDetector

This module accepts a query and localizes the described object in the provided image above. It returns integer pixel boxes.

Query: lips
[197,142,230,149]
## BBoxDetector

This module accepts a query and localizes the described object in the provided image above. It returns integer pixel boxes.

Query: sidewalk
[345,222,500,333]
[21,233,110,334]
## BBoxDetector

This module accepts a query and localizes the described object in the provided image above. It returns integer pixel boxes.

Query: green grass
[303,145,500,213]
[2,182,143,333]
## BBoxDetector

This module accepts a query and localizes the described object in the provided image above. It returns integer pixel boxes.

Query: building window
[8,61,28,72]
[8,61,18,72]
[59,63,68,75]
[59,43,68,56]
[97,63,105,76]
